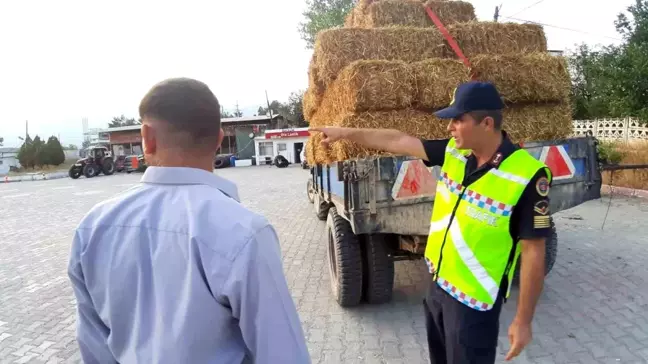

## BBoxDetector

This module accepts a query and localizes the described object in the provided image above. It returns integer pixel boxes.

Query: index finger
[308,127,324,133]
[505,343,522,361]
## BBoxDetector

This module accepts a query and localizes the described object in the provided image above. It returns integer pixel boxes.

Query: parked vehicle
[68,146,116,179]
[307,135,643,307]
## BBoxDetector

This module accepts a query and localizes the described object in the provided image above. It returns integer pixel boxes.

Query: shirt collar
[140,166,240,202]
[470,131,519,169]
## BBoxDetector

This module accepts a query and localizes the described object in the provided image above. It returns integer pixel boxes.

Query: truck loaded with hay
[302,0,639,307]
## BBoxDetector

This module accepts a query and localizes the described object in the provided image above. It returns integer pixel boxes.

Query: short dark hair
[469,109,503,130]
[139,78,221,143]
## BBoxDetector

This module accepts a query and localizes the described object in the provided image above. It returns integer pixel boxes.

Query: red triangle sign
[541,146,575,179]
[392,160,438,200]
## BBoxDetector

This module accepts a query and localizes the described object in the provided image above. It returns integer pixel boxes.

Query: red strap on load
[424,6,476,79]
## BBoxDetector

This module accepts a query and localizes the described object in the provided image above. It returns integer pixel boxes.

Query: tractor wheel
[313,193,329,221]
[326,207,363,307]
[513,216,558,285]
[307,179,315,204]
[102,159,115,176]
[68,167,81,179]
[361,234,395,304]
[83,164,97,178]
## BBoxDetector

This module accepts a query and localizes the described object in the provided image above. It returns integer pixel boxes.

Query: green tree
[569,0,648,122]
[221,106,233,119]
[32,136,47,167]
[0,136,3,146]
[18,134,35,169]
[108,115,140,128]
[45,136,66,166]
[298,0,357,49]
[66,144,78,150]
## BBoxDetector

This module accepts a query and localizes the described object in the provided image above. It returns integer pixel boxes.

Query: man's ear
[481,116,495,131]
[216,128,224,149]
[141,124,156,155]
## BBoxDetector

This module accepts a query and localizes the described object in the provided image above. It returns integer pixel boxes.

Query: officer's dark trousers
[423,279,504,364]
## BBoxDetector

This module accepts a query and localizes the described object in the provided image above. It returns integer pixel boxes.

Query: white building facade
[0,148,21,175]
[254,128,309,165]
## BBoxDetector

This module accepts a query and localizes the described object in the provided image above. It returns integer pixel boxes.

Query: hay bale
[471,53,571,105]
[303,87,322,121]
[314,23,547,87]
[503,103,573,143]
[446,22,547,57]
[308,53,570,117]
[317,59,416,117]
[314,27,445,87]
[311,132,334,164]
[311,103,573,162]
[348,0,476,29]
[412,58,470,109]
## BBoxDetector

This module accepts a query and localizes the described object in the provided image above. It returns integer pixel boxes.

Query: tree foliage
[298,0,357,49]
[569,0,648,122]
[0,136,3,147]
[258,91,307,127]
[17,134,66,169]
[108,115,141,128]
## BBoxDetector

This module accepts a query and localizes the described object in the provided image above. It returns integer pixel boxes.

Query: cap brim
[434,106,464,119]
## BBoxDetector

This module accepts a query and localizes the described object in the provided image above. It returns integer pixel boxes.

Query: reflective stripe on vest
[425,138,552,311]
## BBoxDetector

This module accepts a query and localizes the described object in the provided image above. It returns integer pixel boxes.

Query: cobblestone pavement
[1,166,647,364]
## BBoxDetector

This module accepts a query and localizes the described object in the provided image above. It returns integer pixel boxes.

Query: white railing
[572,118,648,142]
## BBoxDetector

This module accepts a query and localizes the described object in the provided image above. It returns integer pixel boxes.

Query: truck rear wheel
[307,179,315,204]
[361,234,395,304]
[513,217,558,284]
[314,194,329,221]
[326,207,363,307]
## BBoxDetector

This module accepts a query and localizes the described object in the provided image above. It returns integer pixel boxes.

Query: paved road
[1,166,647,364]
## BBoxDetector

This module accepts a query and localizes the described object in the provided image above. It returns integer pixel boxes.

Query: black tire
[102,159,115,175]
[307,179,315,204]
[68,167,81,179]
[274,155,289,168]
[214,157,228,169]
[361,234,395,304]
[83,164,97,178]
[314,194,329,221]
[513,217,558,284]
[326,207,363,307]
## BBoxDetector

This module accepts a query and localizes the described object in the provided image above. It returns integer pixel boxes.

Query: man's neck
[146,153,214,173]
[472,132,503,168]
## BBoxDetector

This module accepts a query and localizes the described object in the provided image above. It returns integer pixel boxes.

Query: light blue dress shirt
[67,167,311,364]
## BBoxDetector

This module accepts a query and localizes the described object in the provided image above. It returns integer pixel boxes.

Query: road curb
[3,172,69,183]
[601,184,648,199]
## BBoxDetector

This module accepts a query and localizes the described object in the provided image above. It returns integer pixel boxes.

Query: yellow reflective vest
[425,138,552,311]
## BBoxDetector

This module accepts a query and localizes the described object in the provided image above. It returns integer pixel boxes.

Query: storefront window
[259,142,273,156]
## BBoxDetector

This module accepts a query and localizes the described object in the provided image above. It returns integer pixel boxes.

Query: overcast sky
[0,0,631,148]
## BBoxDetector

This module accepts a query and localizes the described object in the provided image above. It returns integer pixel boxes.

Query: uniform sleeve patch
[536,177,550,197]
[533,215,551,229]
[534,200,550,215]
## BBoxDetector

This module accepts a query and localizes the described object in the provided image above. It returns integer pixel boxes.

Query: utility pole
[494,4,502,22]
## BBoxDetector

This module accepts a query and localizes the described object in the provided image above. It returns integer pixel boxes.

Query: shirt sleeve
[67,230,118,364]
[221,225,311,364]
[421,139,449,167]
[515,168,553,240]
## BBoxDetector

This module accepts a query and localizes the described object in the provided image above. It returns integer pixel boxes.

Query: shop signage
[265,129,310,139]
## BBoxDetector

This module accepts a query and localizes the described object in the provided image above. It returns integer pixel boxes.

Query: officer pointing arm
[310,81,551,363]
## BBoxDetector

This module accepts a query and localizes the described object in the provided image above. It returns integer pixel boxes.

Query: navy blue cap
[434,81,505,119]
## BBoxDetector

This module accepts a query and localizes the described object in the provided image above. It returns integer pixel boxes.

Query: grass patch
[601,141,648,190]
[8,159,76,176]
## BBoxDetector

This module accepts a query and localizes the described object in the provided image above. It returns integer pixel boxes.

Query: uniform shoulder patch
[534,200,550,215]
[536,177,550,197]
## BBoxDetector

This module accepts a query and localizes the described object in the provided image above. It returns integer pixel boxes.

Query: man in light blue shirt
[67,78,311,363]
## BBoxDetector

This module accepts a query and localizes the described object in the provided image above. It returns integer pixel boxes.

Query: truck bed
[311,136,603,236]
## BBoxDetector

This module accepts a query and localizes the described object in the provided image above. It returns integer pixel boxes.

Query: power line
[503,16,623,41]
[506,0,547,19]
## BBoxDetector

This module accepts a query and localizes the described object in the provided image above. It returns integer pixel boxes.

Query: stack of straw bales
[304,0,573,165]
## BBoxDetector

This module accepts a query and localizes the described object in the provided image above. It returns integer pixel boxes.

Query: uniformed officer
[311,81,552,363]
